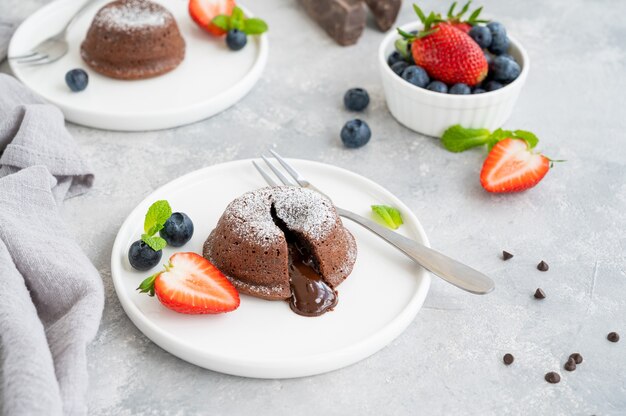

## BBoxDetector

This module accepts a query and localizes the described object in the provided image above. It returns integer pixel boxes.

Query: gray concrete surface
[2,0,626,414]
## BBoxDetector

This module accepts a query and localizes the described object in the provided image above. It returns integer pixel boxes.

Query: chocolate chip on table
[503,353,514,365]
[607,332,620,343]
[502,250,514,261]
[545,372,561,384]
[569,353,583,364]
[534,288,546,299]
[564,358,577,372]
[537,260,549,271]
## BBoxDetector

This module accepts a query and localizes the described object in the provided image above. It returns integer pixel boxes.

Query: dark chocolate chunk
[569,353,583,364]
[503,353,514,365]
[537,260,549,271]
[608,332,620,343]
[534,288,546,299]
[545,372,561,384]
[299,0,366,46]
[564,358,576,372]
[364,0,401,31]
[502,250,514,260]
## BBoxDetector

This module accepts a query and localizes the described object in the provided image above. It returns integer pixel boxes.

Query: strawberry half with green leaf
[446,1,488,33]
[189,0,236,36]
[138,252,240,314]
[398,4,488,86]
[480,138,550,193]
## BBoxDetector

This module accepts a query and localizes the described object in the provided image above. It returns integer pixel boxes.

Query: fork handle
[336,207,495,294]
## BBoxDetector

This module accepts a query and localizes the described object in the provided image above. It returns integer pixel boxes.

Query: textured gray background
[2,0,626,414]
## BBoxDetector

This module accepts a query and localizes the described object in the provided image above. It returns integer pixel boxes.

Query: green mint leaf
[441,124,491,152]
[486,128,515,150]
[141,235,167,252]
[512,130,539,149]
[230,6,245,30]
[371,205,404,230]
[394,38,410,59]
[143,200,172,236]
[212,15,230,31]
[243,18,268,35]
[137,273,158,296]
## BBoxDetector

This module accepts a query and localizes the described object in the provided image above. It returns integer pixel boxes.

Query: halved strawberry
[138,252,240,314]
[189,0,236,36]
[480,139,550,193]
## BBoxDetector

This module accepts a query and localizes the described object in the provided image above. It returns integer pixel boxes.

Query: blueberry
[499,53,515,61]
[159,212,194,247]
[65,69,88,92]
[426,81,448,93]
[490,56,521,82]
[340,119,371,148]
[401,65,430,88]
[226,29,247,51]
[487,22,509,55]
[128,240,162,271]
[484,51,494,66]
[343,88,370,111]
[449,83,471,95]
[387,51,404,66]
[472,88,486,94]
[484,80,504,91]
[469,26,492,49]
[390,61,409,76]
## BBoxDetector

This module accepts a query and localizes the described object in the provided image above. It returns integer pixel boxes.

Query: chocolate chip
[503,353,514,365]
[545,372,560,384]
[564,358,576,372]
[537,260,549,271]
[608,332,620,343]
[502,251,514,260]
[569,353,583,364]
[534,288,546,299]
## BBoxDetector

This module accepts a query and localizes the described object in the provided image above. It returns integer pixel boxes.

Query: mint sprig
[441,125,540,153]
[212,6,268,35]
[141,200,171,251]
[371,205,404,230]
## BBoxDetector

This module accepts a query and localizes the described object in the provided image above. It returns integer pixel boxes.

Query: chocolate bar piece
[364,0,402,31]
[299,0,366,46]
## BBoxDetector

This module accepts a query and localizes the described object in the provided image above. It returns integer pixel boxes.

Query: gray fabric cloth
[0,74,104,416]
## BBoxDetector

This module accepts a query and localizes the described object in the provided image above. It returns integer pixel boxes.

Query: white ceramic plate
[8,0,268,131]
[110,159,431,378]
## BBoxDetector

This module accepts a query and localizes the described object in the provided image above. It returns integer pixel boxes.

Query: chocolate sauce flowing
[288,241,337,317]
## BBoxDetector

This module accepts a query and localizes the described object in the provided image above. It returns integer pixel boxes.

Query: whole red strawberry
[399,5,488,86]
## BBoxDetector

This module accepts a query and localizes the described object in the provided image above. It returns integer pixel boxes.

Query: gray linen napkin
[0,74,104,416]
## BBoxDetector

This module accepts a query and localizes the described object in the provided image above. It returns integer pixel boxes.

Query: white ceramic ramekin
[378,22,530,137]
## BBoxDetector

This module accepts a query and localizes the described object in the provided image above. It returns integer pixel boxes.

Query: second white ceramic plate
[110,159,431,378]
[9,0,268,131]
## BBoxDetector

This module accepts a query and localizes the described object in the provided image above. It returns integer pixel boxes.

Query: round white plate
[8,0,268,131]
[111,159,431,378]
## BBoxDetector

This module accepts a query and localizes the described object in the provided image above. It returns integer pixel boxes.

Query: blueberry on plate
[226,29,247,51]
[469,26,492,49]
[484,80,504,91]
[159,212,194,247]
[472,87,486,94]
[65,69,88,92]
[449,83,471,95]
[343,88,370,111]
[490,56,521,82]
[128,240,162,271]
[401,65,430,88]
[487,22,509,55]
[341,119,371,148]
[387,51,404,66]
[426,81,448,93]
[390,61,409,76]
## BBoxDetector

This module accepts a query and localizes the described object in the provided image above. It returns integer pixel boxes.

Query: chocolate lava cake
[203,186,357,316]
[80,0,185,80]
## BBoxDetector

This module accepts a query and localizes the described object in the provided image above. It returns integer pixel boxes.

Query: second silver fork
[254,151,495,295]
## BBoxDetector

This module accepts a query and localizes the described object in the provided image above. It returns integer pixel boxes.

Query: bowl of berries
[379,3,529,137]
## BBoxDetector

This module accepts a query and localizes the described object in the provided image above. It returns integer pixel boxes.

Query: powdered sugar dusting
[94,0,173,31]
[273,187,336,242]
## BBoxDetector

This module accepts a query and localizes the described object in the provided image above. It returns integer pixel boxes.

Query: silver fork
[9,0,97,65]
[253,150,495,295]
